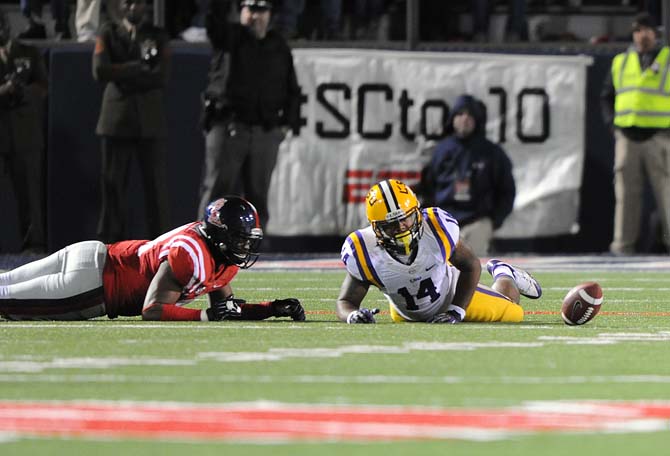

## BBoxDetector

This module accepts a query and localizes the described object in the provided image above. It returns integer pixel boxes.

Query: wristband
[446,304,466,321]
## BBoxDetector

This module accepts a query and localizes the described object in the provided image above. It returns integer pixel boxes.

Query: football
[561,282,603,326]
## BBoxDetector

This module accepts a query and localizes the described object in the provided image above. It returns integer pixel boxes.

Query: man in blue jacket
[420,94,516,257]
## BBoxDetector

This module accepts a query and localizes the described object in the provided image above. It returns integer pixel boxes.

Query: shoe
[18,24,47,40]
[486,259,542,299]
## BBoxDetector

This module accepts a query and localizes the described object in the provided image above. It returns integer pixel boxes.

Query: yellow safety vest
[612,46,670,128]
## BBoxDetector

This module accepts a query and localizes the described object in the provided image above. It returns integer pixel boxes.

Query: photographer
[197,0,301,231]
[93,0,171,243]
[0,11,48,253]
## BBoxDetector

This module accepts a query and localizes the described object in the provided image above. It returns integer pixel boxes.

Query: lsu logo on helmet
[366,179,423,256]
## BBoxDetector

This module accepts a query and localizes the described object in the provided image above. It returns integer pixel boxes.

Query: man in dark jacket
[421,94,515,256]
[0,11,48,253]
[198,0,301,230]
[93,0,171,243]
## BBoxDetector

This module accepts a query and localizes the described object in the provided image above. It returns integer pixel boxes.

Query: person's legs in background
[506,0,528,41]
[471,0,491,42]
[459,218,493,257]
[18,0,47,39]
[197,121,249,217]
[242,126,284,230]
[610,131,644,254]
[75,0,100,41]
[97,136,133,243]
[642,131,670,253]
[76,0,121,42]
[272,0,305,39]
[136,138,170,239]
[319,0,341,39]
[51,0,71,39]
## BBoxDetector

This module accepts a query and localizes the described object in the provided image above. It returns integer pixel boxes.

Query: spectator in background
[92,0,171,243]
[18,0,71,39]
[76,0,121,42]
[419,94,516,257]
[273,0,342,40]
[0,11,48,253]
[350,0,386,40]
[600,13,670,254]
[471,0,528,42]
[198,0,300,230]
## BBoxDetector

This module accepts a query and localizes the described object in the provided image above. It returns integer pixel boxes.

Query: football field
[1,255,670,454]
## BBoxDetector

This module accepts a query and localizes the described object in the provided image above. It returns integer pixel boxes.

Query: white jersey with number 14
[341,207,461,321]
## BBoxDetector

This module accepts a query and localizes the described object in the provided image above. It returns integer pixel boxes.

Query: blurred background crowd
[0,0,661,44]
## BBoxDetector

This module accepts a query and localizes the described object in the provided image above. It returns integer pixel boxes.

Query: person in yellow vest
[600,12,670,254]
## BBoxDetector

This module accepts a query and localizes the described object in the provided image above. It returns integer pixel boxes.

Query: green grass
[1,269,670,454]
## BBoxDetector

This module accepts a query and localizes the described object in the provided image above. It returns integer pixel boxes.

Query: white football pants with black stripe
[0,241,108,320]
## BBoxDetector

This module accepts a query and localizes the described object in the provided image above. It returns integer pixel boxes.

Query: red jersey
[102,222,239,318]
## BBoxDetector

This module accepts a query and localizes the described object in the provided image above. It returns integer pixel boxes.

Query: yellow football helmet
[366,179,423,256]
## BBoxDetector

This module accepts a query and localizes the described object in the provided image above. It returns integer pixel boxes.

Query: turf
[1,268,670,454]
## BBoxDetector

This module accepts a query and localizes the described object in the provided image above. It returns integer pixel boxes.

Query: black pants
[97,136,169,243]
[198,122,285,229]
[2,117,45,252]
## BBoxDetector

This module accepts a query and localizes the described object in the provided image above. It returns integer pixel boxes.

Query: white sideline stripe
[2,332,670,373]
[2,374,670,385]
[0,432,19,443]
[577,288,603,305]
[0,324,314,329]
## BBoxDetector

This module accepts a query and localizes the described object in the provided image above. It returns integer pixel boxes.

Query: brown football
[561,282,603,326]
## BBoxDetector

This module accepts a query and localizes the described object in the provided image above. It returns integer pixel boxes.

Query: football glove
[271,298,306,321]
[427,310,463,324]
[206,296,244,321]
[346,308,379,324]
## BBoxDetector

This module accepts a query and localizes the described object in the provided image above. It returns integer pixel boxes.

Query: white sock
[0,285,9,298]
[492,264,514,281]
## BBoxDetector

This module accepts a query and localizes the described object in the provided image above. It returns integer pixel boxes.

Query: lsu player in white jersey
[336,179,542,324]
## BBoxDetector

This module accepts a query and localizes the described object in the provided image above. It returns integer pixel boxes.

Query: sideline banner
[267,50,593,239]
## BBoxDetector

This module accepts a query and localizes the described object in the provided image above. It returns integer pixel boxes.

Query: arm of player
[206,288,305,321]
[336,273,378,323]
[447,240,481,319]
[141,261,198,321]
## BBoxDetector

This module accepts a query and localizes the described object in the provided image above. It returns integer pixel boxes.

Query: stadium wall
[0,42,653,254]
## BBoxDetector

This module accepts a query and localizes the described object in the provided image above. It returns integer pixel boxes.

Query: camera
[3,59,31,107]
[201,93,232,133]
[141,39,159,69]
[6,59,31,86]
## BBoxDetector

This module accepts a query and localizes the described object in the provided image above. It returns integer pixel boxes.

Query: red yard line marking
[307,310,670,317]
[525,310,670,316]
[0,401,669,442]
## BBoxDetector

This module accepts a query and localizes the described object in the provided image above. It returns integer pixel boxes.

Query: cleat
[487,259,542,299]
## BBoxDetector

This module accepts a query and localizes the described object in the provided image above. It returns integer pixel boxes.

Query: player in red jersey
[0,197,305,322]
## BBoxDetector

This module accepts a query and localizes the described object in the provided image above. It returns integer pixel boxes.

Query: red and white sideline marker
[0,401,669,442]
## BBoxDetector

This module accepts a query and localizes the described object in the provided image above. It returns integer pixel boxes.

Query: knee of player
[492,277,520,304]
